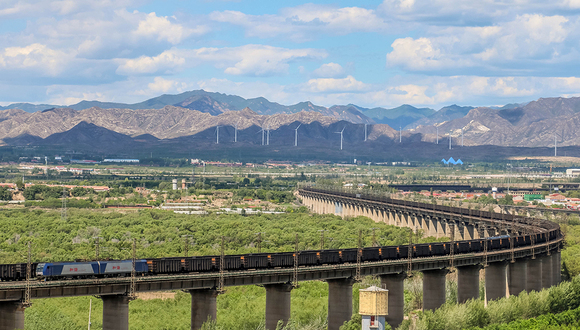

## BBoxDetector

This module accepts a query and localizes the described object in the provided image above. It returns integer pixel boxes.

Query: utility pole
[219,236,225,293]
[255,232,263,253]
[24,241,32,308]
[407,228,413,274]
[293,234,299,287]
[318,230,327,250]
[93,237,102,260]
[182,235,193,257]
[356,230,362,281]
[129,238,137,300]
[61,186,67,221]
[88,298,92,330]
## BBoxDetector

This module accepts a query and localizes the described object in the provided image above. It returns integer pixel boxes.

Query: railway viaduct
[0,187,564,330]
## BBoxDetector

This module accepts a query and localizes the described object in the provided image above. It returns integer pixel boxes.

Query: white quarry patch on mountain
[465,120,490,133]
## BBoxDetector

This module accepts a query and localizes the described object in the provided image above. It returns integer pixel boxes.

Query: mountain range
[1,91,580,160]
[410,97,580,148]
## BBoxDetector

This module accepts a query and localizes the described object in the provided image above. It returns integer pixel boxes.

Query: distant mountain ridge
[410,97,580,147]
[361,104,435,128]
[1,90,528,129]
[5,91,580,149]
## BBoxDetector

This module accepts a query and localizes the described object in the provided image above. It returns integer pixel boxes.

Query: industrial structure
[359,286,388,330]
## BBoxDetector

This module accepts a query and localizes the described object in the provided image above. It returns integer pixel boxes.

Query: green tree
[0,186,12,201]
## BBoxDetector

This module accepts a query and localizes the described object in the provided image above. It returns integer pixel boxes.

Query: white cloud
[386,14,575,73]
[145,77,189,93]
[474,14,570,62]
[51,92,106,106]
[304,75,369,93]
[210,4,388,41]
[387,37,451,70]
[116,49,187,75]
[134,12,205,45]
[117,45,328,76]
[0,43,72,76]
[313,63,345,78]
[387,84,434,104]
[6,8,209,62]
[0,0,139,18]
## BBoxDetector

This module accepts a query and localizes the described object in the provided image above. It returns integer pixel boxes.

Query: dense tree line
[22,185,67,200]
[234,188,295,203]
[0,209,414,263]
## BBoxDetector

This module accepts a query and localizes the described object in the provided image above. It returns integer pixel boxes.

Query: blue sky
[1,0,580,109]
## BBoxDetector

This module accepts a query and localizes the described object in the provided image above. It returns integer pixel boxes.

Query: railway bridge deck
[0,187,564,330]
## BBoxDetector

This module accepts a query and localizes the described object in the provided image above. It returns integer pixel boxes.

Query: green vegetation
[0,208,413,263]
[471,305,580,330]
[22,184,67,200]
[0,186,12,200]
[397,275,580,330]
[24,198,101,209]
[234,188,295,203]
[562,222,580,277]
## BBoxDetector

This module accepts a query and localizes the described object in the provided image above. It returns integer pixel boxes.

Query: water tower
[359,286,388,330]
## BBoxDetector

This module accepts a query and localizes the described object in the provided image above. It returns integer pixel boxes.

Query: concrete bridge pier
[265,283,293,330]
[540,254,553,289]
[190,289,218,330]
[552,251,561,286]
[527,257,543,292]
[457,265,481,303]
[0,301,25,330]
[102,294,131,330]
[422,269,448,311]
[327,278,355,330]
[508,259,527,297]
[485,261,507,302]
[380,272,406,329]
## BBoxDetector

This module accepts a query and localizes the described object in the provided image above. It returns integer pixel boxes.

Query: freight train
[0,232,556,282]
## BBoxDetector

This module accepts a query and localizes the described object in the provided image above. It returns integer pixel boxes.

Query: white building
[566,169,580,176]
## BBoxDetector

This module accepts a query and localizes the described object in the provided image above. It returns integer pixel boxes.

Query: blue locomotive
[36,260,148,279]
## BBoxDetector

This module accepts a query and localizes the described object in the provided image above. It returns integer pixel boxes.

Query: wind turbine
[436,126,439,144]
[215,126,221,144]
[335,127,346,150]
[449,130,452,150]
[555,133,558,157]
[364,124,368,142]
[294,124,301,147]
[399,126,402,143]
[234,121,239,143]
[266,125,270,146]
[258,127,265,145]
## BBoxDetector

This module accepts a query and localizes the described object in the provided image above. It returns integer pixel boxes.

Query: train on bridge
[0,233,552,281]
